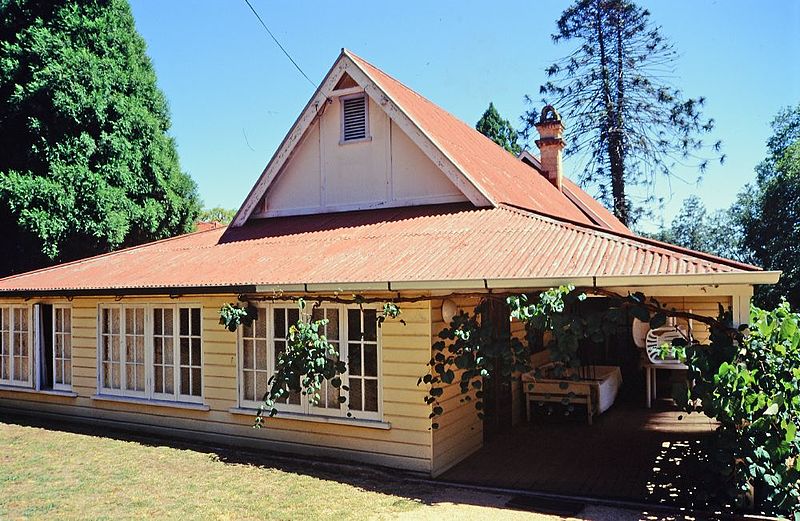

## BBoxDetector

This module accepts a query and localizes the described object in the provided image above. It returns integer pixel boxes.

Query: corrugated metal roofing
[347,51,595,225]
[0,204,760,294]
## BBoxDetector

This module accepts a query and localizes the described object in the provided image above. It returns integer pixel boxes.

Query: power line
[242,0,317,89]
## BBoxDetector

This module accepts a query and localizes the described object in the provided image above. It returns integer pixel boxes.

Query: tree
[527,0,723,226]
[668,195,708,251]
[476,102,522,155]
[642,195,753,264]
[740,104,800,307]
[0,0,200,276]
[197,207,236,225]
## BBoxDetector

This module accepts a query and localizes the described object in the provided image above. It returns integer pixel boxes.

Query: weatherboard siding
[429,296,483,477]
[258,94,466,218]
[655,295,734,343]
[0,295,434,473]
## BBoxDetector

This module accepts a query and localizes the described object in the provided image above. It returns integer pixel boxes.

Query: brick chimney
[535,105,565,191]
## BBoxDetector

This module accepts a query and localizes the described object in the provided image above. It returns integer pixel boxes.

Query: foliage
[642,195,754,264]
[526,0,723,225]
[756,103,800,185]
[255,300,348,423]
[475,102,522,155]
[377,302,404,327]
[0,0,200,276]
[508,285,589,368]
[421,299,528,430]
[738,103,800,308]
[197,207,236,225]
[218,302,258,332]
[422,287,678,427]
[674,302,800,516]
[422,286,725,423]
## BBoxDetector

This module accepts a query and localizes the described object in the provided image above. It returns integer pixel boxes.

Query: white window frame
[0,305,33,387]
[96,303,204,404]
[237,302,383,421]
[51,305,73,391]
[339,92,371,144]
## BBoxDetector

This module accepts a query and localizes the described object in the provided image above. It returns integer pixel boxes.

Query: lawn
[0,421,422,520]
[0,419,687,520]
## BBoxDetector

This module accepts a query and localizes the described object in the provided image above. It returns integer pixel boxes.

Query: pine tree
[527,0,722,225]
[476,102,522,155]
[0,0,200,275]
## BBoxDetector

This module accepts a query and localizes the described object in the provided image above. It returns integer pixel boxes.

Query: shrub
[678,301,800,516]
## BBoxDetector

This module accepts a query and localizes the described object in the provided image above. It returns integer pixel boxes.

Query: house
[0,49,779,478]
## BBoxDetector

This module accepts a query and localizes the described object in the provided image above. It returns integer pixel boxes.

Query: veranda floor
[438,394,720,509]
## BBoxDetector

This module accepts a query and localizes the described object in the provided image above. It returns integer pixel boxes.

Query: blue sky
[129,1,799,230]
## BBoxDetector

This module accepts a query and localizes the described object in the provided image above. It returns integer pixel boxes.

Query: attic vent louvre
[341,94,368,142]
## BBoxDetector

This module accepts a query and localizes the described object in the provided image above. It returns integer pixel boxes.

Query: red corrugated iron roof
[561,178,630,234]
[0,204,761,294]
[347,51,594,225]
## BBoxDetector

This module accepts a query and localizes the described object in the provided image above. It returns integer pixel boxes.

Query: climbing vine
[218,302,258,331]
[421,286,731,428]
[255,299,348,424]
[218,295,405,424]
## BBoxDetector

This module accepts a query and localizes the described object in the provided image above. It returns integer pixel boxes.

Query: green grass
[0,421,425,520]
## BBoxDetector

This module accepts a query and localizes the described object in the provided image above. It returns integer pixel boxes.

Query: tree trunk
[595,2,629,226]
[611,6,628,225]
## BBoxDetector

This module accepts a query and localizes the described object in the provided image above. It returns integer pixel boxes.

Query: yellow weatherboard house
[0,49,778,478]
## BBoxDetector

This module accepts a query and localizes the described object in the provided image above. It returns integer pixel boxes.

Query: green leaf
[786,421,797,443]
[649,312,667,329]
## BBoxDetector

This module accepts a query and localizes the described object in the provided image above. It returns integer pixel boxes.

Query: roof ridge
[497,203,762,272]
[0,225,228,284]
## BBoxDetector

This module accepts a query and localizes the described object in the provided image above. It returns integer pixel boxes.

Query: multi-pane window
[152,307,176,397]
[241,307,268,403]
[98,305,202,403]
[310,307,341,412]
[0,307,30,386]
[239,304,381,420]
[100,306,145,395]
[1,305,73,392]
[272,306,302,410]
[347,308,379,414]
[178,308,202,398]
[52,306,72,390]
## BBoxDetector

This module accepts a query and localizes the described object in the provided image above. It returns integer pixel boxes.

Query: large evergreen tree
[0,0,200,275]
[740,104,800,308]
[476,102,522,155]
[527,0,722,226]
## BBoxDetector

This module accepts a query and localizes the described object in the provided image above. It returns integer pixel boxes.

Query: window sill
[91,394,210,411]
[228,407,390,430]
[339,136,372,146]
[0,385,78,398]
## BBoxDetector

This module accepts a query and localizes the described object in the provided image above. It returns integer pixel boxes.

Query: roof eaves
[0,225,228,286]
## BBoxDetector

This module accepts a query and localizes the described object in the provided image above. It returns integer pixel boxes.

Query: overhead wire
[241,0,317,89]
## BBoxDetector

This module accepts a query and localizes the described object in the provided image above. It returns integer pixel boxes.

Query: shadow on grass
[0,410,739,521]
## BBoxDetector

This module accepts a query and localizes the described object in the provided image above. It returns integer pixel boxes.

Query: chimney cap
[536,105,562,127]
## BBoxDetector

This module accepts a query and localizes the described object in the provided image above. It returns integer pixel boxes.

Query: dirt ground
[383,487,705,521]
